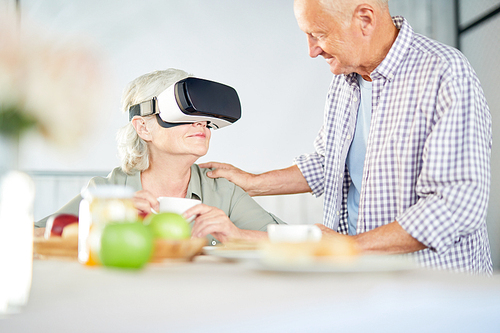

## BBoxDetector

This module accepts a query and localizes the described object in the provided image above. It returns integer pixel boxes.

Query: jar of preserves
[78,185,137,265]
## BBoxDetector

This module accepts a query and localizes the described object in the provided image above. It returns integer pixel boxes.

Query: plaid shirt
[295,17,492,274]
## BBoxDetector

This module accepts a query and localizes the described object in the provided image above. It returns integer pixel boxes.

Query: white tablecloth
[1,256,500,332]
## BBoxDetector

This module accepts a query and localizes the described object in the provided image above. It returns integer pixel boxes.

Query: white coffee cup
[157,197,201,222]
[267,224,322,243]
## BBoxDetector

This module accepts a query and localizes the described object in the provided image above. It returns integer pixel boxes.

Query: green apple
[99,221,153,269]
[145,212,191,240]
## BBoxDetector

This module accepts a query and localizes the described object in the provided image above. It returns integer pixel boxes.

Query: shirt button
[211,240,217,246]
[336,211,340,216]
[346,134,352,140]
[339,174,343,179]
[353,97,358,102]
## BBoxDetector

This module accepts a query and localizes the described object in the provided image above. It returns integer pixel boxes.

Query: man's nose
[307,35,323,58]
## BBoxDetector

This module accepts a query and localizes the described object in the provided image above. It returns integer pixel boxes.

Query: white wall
[20,0,329,225]
[19,0,331,174]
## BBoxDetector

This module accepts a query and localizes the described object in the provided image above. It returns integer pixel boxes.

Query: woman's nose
[193,121,208,127]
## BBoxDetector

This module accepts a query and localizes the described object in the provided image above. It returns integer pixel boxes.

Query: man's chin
[329,65,342,75]
[326,60,342,75]
[329,63,353,76]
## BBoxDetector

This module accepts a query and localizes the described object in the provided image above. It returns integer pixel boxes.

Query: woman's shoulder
[88,167,134,187]
[193,164,238,192]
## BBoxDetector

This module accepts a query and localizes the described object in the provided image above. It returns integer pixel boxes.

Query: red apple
[44,213,79,239]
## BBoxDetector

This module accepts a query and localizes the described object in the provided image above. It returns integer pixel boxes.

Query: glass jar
[78,185,137,265]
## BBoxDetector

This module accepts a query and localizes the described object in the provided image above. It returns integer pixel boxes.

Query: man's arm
[198,163,311,196]
[317,221,427,254]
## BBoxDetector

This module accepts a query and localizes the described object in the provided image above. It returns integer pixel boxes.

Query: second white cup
[267,224,322,243]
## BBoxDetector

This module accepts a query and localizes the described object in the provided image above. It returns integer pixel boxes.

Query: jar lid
[82,185,134,199]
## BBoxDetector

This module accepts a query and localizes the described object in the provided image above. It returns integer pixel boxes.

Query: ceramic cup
[267,224,322,243]
[157,197,201,222]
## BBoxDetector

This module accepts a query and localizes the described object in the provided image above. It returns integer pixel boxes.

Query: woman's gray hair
[116,68,191,175]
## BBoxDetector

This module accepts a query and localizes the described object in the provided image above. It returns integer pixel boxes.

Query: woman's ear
[131,116,153,141]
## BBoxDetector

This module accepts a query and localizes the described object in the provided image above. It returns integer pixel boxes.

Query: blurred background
[3,0,499,270]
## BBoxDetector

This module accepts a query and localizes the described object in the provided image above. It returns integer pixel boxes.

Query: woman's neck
[140,153,196,199]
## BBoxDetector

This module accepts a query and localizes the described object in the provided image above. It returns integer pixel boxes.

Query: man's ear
[353,4,375,36]
[131,116,153,141]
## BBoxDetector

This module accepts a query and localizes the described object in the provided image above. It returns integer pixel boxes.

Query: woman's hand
[132,190,159,217]
[183,204,242,243]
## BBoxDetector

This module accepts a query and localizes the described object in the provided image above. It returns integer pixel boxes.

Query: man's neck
[358,16,399,81]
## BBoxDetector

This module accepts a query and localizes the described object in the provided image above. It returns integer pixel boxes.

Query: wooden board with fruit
[33,214,79,260]
[34,212,208,266]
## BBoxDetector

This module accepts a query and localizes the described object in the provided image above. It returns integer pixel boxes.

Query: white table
[1,256,500,332]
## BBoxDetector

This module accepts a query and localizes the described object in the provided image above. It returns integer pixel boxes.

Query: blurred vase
[0,135,35,315]
[0,134,19,174]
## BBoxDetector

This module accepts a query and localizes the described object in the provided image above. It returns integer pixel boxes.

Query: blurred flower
[0,13,109,147]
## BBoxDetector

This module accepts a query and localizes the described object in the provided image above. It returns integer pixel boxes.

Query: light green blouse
[35,165,285,245]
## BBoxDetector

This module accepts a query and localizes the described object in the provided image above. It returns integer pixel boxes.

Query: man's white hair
[116,68,191,175]
[318,0,389,26]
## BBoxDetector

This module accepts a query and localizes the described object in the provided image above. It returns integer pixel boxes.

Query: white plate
[254,255,418,273]
[203,246,262,261]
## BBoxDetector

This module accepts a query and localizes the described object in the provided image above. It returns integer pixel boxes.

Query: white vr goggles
[128,77,241,129]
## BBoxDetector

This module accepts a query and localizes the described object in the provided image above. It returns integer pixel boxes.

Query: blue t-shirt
[346,75,372,235]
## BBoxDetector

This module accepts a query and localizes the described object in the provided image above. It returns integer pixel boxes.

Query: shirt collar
[126,170,143,190]
[186,164,202,201]
[343,16,413,83]
[370,16,412,81]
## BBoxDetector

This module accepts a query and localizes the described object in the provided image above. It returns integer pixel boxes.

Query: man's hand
[198,162,256,194]
[314,223,343,238]
[315,221,427,255]
[198,162,312,196]
[353,221,427,254]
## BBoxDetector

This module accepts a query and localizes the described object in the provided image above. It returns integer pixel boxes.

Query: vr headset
[128,77,241,129]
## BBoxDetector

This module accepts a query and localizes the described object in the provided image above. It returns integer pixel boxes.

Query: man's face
[294,0,362,75]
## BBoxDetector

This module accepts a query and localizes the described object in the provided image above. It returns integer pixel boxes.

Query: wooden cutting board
[33,236,78,260]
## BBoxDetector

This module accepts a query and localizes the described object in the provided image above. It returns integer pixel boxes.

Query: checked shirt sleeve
[294,126,327,197]
[396,74,492,256]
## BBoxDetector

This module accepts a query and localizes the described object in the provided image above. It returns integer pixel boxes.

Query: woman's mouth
[189,132,206,139]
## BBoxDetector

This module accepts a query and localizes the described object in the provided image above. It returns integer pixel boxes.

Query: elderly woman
[35,68,284,244]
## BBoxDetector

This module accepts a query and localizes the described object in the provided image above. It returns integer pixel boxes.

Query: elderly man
[201,0,492,274]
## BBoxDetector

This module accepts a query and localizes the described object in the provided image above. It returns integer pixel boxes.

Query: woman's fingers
[133,190,159,215]
[190,207,226,236]
[187,204,240,241]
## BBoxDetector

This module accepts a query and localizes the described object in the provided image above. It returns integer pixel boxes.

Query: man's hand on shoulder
[199,162,256,194]
[199,162,311,197]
